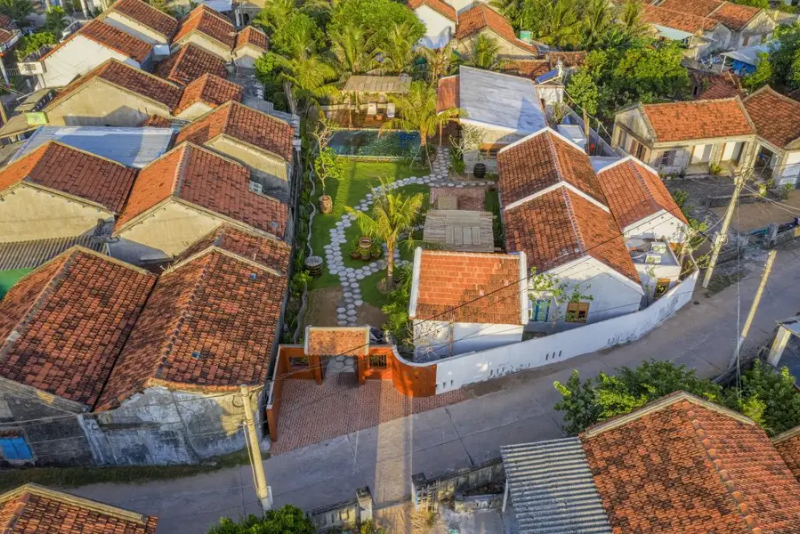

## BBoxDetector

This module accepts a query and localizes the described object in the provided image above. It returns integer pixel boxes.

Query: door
[691,144,713,164]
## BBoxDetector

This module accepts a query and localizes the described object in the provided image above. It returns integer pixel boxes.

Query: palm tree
[380,81,462,158]
[271,54,338,116]
[531,0,580,49]
[0,0,32,25]
[464,34,503,71]
[379,22,415,74]
[580,0,613,50]
[254,0,294,34]
[45,6,69,37]
[346,179,424,289]
[330,24,378,77]
[416,41,457,82]
[617,0,650,41]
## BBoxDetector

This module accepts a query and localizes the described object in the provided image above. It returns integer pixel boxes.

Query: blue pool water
[328,130,421,158]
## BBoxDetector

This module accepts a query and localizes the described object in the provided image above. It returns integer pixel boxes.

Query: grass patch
[359,270,393,309]
[0,449,253,492]
[705,270,745,296]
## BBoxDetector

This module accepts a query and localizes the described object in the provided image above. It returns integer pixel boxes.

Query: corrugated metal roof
[11,126,174,169]
[0,235,106,270]
[501,438,612,534]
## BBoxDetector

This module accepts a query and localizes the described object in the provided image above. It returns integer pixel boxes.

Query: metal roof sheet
[459,66,546,133]
[11,126,174,169]
[501,438,613,534]
[0,235,106,271]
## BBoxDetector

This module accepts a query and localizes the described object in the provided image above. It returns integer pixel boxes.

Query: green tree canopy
[463,33,503,70]
[742,53,773,92]
[45,6,70,37]
[769,22,800,90]
[15,31,56,60]
[328,0,424,54]
[208,506,315,534]
[0,0,32,25]
[269,11,323,60]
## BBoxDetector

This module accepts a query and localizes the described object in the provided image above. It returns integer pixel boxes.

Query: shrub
[208,505,314,534]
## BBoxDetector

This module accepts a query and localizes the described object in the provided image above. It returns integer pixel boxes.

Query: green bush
[208,505,314,534]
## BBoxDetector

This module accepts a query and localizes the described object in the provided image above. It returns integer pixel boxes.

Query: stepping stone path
[321,147,492,325]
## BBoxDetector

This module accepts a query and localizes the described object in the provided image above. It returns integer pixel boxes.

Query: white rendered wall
[415,5,454,49]
[780,151,800,185]
[42,36,138,88]
[624,210,687,244]
[413,320,523,359]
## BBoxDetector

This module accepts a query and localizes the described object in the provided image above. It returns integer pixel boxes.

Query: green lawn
[0,268,32,299]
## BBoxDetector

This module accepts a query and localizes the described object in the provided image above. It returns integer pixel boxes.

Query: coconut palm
[330,24,378,76]
[463,34,503,71]
[580,0,613,50]
[254,0,294,34]
[617,0,650,41]
[380,81,462,158]
[271,54,338,116]
[346,179,424,288]
[538,0,581,49]
[0,0,32,25]
[379,22,416,74]
[416,40,457,82]
[45,6,69,36]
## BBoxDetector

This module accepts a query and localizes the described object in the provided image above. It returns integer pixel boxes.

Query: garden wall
[433,271,698,393]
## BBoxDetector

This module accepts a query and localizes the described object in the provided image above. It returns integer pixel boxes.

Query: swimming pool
[328,130,421,159]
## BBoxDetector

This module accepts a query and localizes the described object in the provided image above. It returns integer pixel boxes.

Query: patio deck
[327,110,395,129]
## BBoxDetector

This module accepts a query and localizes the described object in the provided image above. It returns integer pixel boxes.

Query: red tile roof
[697,72,744,100]
[642,5,719,33]
[504,187,640,283]
[47,59,183,112]
[176,223,291,275]
[436,75,459,113]
[173,5,236,50]
[659,0,722,17]
[174,73,243,115]
[597,157,688,229]
[0,141,137,213]
[744,86,800,149]
[774,427,800,483]
[500,59,552,80]
[407,0,457,21]
[175,101,294,161]
[96,248,286,410]
[641,98,754,143]
[108,0,178,39]
[305,327,370,356]
[455,4,538,55]
[60,19,153,63]
[0,484,158,533]
[154,43,228,86]
[497,129,607,206]
[581,393,800,533]
[412,250,524,324]
[234,25,267,51]
[0,248,155,407]
[709,1,760,30]
[140,115,173,127]
[117,143,288,238]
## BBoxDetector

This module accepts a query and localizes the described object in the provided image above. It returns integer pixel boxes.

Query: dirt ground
[303,287,388,329]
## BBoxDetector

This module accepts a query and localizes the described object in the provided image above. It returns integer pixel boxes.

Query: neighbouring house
[154,42,228,86]
[408,0,457,49]
[171,5,237,60]
[0,141,137,242]
[502,51,586,82]
[611,97,756,176]
[658,0,775,50]
[720,42,773,76]
[173,72,243,120]
[774,425,800,482]
[0,14,21,85]
[437,66,550,175]
[233,26,268,69]
[111,142,289,264]
[10,125,174,168]
[642,5,731,60]
[18,20,154,89]
[99,0,178,46]
[498,129,645,332]
[501,391,800,533]
[42,59,183,127]
[744,86,800,187]
[595,156,689,302]
[423,187,494,252]
[174,101,296,203]
[455,4,539,61]
[0,484,158,532]
[690,70,743,99]
[409,249,528,359]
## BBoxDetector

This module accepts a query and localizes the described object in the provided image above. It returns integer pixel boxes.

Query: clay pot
[319,195,333,214]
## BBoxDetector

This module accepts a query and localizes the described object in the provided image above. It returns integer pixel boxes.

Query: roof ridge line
[628,159,662,213]
[173,144,190,195]
[773,424,800,444]
[560,186,587,254]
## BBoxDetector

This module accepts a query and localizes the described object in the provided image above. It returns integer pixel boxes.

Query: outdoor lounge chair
[387,102,396,119]
[367,102,378,116]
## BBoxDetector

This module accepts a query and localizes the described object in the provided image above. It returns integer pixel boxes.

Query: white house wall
[41,36,137,88]
[103,12,169,45]
[624,210,687,243]
[414,5,455,49]
[413,319,523,359]
[779,150,800,185]
[434,271,698,393]
[635,261,681,301]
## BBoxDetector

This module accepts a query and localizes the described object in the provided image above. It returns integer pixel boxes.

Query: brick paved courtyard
[270,374,468,455]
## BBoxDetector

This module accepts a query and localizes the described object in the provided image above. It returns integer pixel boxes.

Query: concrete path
[70,244,800,534]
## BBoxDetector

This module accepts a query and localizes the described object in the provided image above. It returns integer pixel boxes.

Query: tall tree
[330,23,377,76]
[329,0,424,54]
[254,0,295,35]
[416,41,457,82]
[346,179,424,288]
[464,33,503,70]
[567,70,598,152]
[0,0,32,25]
[518,0,581,49]
[580,0,613,50]
[258,53,338,116]
[379,21,416,74]
[616,0,650,42]
[45,6,69,36]
[269,12,322,61]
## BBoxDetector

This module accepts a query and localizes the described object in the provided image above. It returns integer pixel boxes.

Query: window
[528,299,550,322]
[660,150,676,167]
[249,181,263,194]
[617,130,628,150]
[566,301,590,323]
[0,435,33,460]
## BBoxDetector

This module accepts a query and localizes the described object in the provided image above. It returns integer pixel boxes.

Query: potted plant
[349,240,361,260]
[370,242,382,260]
[314,147,343,215]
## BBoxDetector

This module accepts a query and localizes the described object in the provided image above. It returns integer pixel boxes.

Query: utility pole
[702,171,748,289]
[728,250,777,369]
[240,385,272,513]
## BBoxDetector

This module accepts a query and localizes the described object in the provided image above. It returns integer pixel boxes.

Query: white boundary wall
[434,271,698,393]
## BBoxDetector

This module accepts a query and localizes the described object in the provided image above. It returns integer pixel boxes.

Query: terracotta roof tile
[0,248,155,407]
[436,75,459,113]
[455,4,538,55]
[117,143,288,238]
[96,249,285,410]
[140,115,173,127]
[74,19,152,63]
[0,484,158,533]
[47,60,183,112]
[154,43,228,86]
[412,250,523,324]
[597,158,688,229]
[581,394,800,533]
[108,0,178,39]
[500,59,552,79]
[174,73,243,115]
[0,141,137,213]
[234,25,267,51]
[175,101,294,161]
[710,1,760,30]
[173,5,236,50]
[642,5,719,33]
[775,427,800,483]
[497,129,607,206]
[176,224,290,275]
[641,98,754,143]
[545,51,587,68]
[744,86,800,149]
[697,73,744,100]
[305,327,370,356]
[659,0,722,17]
[407,0,457,21]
